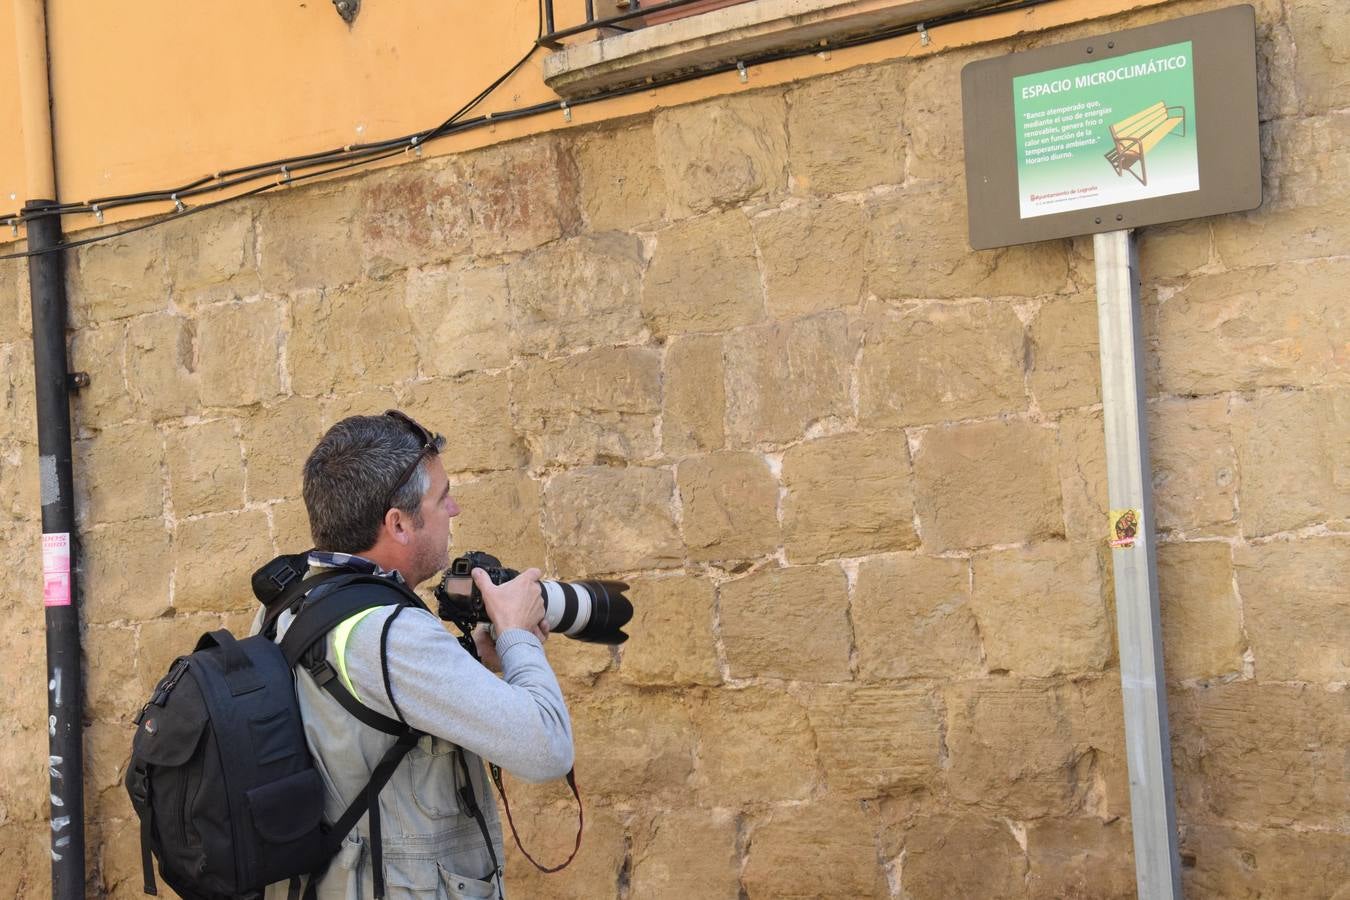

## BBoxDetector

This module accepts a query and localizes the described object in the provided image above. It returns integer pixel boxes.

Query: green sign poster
[1013,42,1198,219]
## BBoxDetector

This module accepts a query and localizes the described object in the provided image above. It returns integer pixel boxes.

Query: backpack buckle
[310,659,337,688]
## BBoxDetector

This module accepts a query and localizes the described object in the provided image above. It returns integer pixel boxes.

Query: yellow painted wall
[1,0,1164,231]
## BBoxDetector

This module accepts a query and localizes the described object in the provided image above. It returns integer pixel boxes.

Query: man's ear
[382,507,413,545]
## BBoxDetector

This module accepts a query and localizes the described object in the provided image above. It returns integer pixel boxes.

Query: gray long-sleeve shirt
[337,604,574,781]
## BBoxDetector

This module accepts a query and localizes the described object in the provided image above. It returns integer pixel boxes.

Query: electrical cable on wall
[0,0,1054,261]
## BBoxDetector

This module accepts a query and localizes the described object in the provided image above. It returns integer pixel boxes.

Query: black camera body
[435,551,633,645]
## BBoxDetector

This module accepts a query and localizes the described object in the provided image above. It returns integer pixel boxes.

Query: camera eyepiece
[435,551,633,645]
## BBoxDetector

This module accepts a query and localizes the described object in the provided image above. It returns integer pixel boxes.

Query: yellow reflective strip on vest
[332,607,382,703]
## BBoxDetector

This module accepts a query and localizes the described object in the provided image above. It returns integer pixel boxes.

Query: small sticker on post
[43,533,71,607]
[1109,509,1140,549]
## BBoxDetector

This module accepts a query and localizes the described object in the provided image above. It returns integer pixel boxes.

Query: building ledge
[542,0,983,98]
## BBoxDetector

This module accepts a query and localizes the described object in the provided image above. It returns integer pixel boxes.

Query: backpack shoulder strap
[280,574,425,737]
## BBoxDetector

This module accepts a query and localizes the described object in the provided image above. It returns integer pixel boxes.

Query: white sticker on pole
[43,533,72,607]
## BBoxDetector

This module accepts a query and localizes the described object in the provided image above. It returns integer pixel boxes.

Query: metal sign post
[1093,229,1182,898]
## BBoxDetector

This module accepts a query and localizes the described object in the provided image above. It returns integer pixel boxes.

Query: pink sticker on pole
[43,532,72,607]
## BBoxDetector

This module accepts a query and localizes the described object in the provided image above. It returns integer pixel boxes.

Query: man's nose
[447,496,461,516]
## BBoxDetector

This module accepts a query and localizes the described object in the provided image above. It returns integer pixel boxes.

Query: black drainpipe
[27,202,86,900]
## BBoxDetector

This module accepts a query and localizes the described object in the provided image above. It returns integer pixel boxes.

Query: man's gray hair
[302,414,445,554]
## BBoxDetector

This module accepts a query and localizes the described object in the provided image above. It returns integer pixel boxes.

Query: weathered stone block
[569,689,694,799]
[196,298,286,407]
[443,471,546,568]
[465,136,582,257]
[1157,540,1246,681]
[719,564,851,681]
[288,281,418,396]
[900,815,1028,900]
[166,202,259,303]
[84,718,132,806]
[786,62,905,195]
[256,184,362,291]
[1156,261,1350,395]
[69,323,134,425]
[631,807,739,900]
[1232,389,1347,537]
[0,257,27,344]
[619,574,720,687]
[1213,115,1350,270]
[654,91,788,214]
[1,343,35,444]
[853,553,981,679]
[542,466,681,574]
[642,210,762,338]
[320,385,401,427]
[661,334,725,456]
[858,301,1026,427]
[1028,294,1101,412]
[676,451,779,561]
[782,430,918,562]
[124,313,200,420]
[1170,681,1347,828]
[1149,397,1238,532]
[944,680,1106,817]
[1182,823,1350,899]
[1025,818,1135,899]
[166,418,245,518]
[0,629,46,725]
[0,822,46,897]
[507,233,645,358]
[544,637,614,685]
[359,157,474,278]
[269,498,313,554]
[1057,409,1108,543]
[867,186,1070,300]
[406,264,512,379]
[725,312,854,448]
[1137,218,1212,281]
[752,199,867,319]
[803,684,941,798]
[77,424,165,525]
[692,686,817,805]
[173,510,272,614]
[743,801,887,899]
[241,398,325,502]
[902,52,973,184]
[1236,537,1349,683]
[913,419,1063,552]
[404,374,525,474]
[515,347,661,467]
[72,228,168,322]
[575,124,669,231]
[1289,0,1350,114]
[503,803,626,900]
[972,542,1112,677]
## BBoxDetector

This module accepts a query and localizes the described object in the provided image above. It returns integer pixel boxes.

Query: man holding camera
[263,411,573,899]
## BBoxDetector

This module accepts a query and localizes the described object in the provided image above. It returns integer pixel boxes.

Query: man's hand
[472,566,546,635]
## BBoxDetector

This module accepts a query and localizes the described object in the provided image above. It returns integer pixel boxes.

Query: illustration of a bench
[1103,101,1187,187]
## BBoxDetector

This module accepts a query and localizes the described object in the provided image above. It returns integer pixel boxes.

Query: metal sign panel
[961,5,1260,250]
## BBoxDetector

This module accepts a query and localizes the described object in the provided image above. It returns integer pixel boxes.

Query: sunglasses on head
[383,410,443,512]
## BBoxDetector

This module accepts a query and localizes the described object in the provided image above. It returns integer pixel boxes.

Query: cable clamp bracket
[279,165,292,185]
[737,61,748,83]
[6,218,17,238]
[171,193,185,214]
[91,204,103,224]
[560,101,571,123]
[918,23,930,46]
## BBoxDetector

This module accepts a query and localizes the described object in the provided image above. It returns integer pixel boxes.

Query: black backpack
[125,565,442,900]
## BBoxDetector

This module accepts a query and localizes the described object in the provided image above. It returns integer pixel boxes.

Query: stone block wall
[0,0,1346,896]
